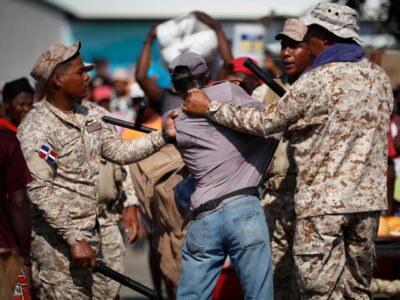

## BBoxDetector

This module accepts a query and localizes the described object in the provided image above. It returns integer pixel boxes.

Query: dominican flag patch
[39,145,57,163]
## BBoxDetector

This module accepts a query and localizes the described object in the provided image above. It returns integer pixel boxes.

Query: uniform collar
[43,99,90,130]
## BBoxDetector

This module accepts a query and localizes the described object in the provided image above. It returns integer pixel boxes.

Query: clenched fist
[182,88,210,117]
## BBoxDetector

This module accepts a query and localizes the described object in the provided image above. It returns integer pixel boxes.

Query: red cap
[92,85,112,102]
[229,57,259,76]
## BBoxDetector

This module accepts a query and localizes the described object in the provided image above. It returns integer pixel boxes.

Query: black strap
[181,186,259,230]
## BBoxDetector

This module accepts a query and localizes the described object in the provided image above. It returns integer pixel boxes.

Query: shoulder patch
[39,145,57,164]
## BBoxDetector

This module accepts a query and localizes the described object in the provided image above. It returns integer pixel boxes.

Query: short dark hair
[2,77,34,102]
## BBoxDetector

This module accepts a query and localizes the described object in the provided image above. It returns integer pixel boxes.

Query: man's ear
[322,30,337,47]
[52,73,63,89]
[3,100,10,112]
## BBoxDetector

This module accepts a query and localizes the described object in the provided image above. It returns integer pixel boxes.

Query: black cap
[169,52,208,81]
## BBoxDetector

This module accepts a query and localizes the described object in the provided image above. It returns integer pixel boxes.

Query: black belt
[181,186,259,230]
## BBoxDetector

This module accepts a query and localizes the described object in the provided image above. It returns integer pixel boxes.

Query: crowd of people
[0,2,397,300]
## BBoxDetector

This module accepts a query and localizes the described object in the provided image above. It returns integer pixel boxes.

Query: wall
[0,0,71,84]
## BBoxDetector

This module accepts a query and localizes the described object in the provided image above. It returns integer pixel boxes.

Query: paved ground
[120,238,156,300]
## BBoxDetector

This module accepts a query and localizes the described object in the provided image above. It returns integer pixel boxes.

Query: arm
[182,77,317,137]
[8,189,31,264]
[3,136,32,263]
[18,128,95,270]
[101,129,165,164]
[121,165,140,244]
[192,11,233,79]
[101,111,177,163]
[19,130,80,245]
[393,115,400,153]
[264,52,283,79]
[135,24,163,107]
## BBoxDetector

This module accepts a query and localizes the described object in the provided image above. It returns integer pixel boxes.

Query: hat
[112,68,131,82]
[169,52,208,81]
[92,85,112,102]
[229,57,259,77]
[31,41,88,84]
[301,3,361,42]
[275,18,308,42]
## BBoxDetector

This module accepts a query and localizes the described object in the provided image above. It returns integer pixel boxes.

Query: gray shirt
[165,81,278,209]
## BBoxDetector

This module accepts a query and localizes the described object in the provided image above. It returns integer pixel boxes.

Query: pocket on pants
[233,211,266,249]
[185,218,208,254]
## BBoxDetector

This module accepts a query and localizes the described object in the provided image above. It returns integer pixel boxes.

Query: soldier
[83,99,141,299]
[17,41,175,299]
[254,18,314,300]
[181,3,393,299]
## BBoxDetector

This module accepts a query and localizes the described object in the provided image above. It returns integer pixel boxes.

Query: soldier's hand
[182,88,210,117]
[164,111,178,142]
[70,240,96,271]
[123,206,140,244]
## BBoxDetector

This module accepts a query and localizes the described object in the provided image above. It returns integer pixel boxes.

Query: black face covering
[173,74,208,98]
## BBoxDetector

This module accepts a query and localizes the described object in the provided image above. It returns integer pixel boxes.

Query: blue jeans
[177,196,274,300]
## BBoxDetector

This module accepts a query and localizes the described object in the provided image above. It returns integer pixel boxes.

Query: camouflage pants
[98,219,125,300]
[293,212,380,300]
[31,227,107,299]
[262,191,299,300]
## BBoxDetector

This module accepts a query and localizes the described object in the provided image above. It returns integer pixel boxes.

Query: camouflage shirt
[18,100,165,245]
[207,59,393,218]
[81,101,139,225]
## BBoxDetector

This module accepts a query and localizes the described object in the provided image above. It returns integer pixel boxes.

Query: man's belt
[181,186,259,230]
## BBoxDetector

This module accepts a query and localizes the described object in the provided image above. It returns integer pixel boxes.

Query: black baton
[94,261,159,299]
[102,116,156,133]
[243,58,287,97]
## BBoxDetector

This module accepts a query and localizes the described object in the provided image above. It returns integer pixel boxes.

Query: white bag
[157,14,218,66]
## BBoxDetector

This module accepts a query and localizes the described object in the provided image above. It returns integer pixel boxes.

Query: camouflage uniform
[206,49,393,300]
[18,99,165,299]
[97,163,138,300]
[84,100,140,299]
[253,80,300,300]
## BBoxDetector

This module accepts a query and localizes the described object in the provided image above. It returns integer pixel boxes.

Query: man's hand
[192,11,221,30]
[226,75,244,86]
[70,240,96,271]
[123,206,140,244]
[146,23,159,43]
[164,111,178,142]
[182,88,210,117]
[264,54,283,78]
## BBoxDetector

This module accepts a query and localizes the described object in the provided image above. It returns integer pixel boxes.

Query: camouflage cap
[301,2,361,42]
[30,41,82,84]
[275,18,308,42]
